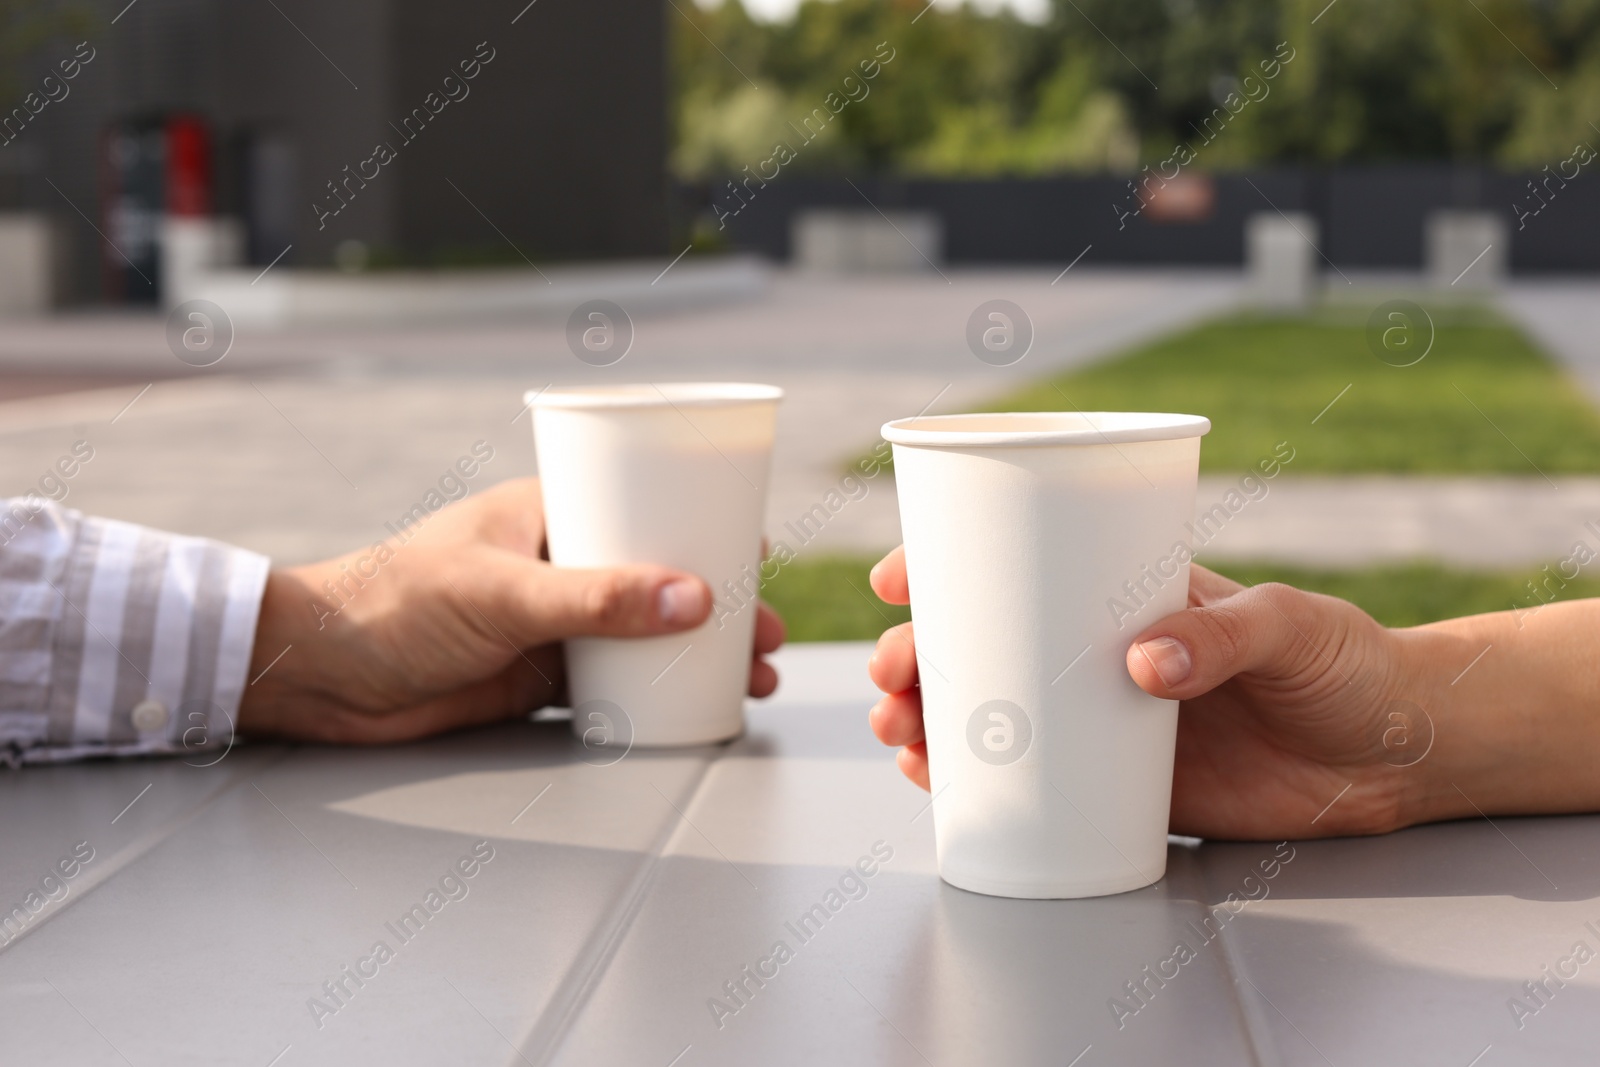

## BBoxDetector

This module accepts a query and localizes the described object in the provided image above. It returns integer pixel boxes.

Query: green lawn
[761,556,911,643]
[762,554,1600,641]
[873,305,1600,475]
[800,306,1600,640]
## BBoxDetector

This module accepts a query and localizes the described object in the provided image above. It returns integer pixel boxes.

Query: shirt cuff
[2,502,270,765]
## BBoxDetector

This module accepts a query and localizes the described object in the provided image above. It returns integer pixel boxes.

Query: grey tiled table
[2,642,1597,1066]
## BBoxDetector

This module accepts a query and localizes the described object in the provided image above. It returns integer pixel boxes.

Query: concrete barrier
[179,254,771,328]
[1426,210,1506,289]
[160,217,246,308]
[791,209,943,272]
[1246,211,1319,310]
[0,214,56,315]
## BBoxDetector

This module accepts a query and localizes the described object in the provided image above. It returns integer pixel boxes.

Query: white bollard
[1245,211,1319,311]
[0,214,56,315]
[159,216,246,307]
[1426,210,1507,290]
[792,209,943,272]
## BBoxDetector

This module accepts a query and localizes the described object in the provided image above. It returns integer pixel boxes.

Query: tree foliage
[671,0,1600,176]
[0,1,96,103]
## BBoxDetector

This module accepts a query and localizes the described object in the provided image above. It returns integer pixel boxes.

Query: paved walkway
[5,266,1600,570]
[806,275,1600,568]
[0,267,1244,564]
[1500,280,1600,406]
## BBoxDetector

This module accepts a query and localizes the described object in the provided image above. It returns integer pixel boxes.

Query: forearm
[1400,598,1600,824]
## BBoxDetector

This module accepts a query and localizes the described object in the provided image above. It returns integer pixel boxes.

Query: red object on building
[1143,173,1217,224]
[98,113,215,302]
[164,114,213,217]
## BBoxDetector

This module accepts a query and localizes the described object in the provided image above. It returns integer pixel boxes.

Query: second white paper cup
[530,383,782,748]
[884,411,1210,898]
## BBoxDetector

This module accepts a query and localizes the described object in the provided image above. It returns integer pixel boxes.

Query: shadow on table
[1195,820,1600,904]
[538,839,1600,1066]
[895,873,1596,1067]
[291,711,1600,906]
[215,714,1600,1064]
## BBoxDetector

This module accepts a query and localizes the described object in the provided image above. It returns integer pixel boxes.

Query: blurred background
[5,0,1600,638]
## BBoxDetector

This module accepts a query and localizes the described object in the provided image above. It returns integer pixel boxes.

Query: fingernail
[658,579,704,625]
[1137,636,1192,687]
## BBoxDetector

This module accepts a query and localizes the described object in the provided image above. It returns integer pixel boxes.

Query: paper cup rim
[523,382,783,409]
[881,411,1211,447]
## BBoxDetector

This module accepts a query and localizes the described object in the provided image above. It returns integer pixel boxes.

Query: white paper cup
[529,383,782,747]
[883,411,1210,898]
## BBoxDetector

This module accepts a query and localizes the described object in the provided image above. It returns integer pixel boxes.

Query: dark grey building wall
[216,0,398,265]
[390,0,670,262]
[12,0,669,303]
[29,0,235,302]
[703,167,1600,273]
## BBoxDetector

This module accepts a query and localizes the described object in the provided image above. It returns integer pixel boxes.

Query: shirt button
[131,699,170,734]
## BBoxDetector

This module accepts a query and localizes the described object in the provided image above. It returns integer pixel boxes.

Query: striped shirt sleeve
[0,497,270,766]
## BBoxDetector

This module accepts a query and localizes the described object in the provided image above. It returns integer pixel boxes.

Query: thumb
[496,559,712,643]
[1125,582,1347,700]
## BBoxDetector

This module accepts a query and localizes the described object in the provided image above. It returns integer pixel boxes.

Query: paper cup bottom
[937,855,1168,899]
[566,628,753,749]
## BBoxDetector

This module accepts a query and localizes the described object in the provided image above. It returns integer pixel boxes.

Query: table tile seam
[0,745,296,959]
[1194,850,1285,1067]
[514,751,726,1066]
